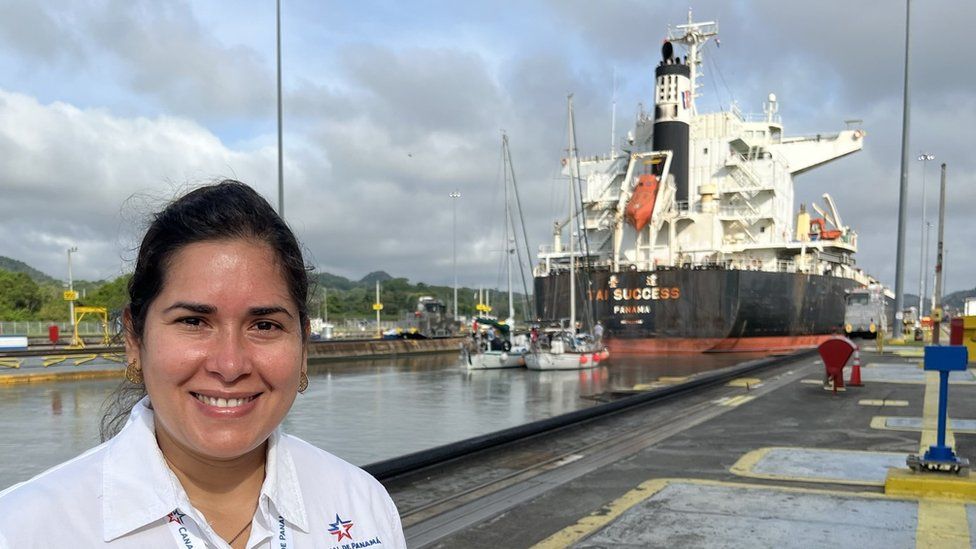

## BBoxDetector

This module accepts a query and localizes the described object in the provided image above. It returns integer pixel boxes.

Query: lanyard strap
[166,510,292,548]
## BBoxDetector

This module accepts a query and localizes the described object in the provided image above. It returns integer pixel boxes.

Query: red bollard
[951,318,964,345]
[818,337,856,394]
[849,345,863,387]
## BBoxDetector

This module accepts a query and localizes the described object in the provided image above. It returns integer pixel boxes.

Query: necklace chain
[227,518,252,545]
[160,453,256,546]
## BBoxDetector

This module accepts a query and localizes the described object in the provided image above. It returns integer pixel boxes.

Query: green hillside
[0,256,58,284]
[0,257,532,322]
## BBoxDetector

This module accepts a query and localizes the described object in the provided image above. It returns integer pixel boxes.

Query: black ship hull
[534,268,858,353]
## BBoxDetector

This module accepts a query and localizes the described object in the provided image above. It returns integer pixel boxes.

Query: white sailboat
[465,135,530,369]
[526,96,607,371]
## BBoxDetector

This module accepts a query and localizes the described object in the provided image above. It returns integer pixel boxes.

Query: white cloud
[0,89,276,280]
[0,0,973,298]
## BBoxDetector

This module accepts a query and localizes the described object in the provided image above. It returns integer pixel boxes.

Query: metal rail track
[386,352,816,547]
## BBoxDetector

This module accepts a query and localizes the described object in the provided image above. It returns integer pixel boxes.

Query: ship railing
[730,103,744,120]
[651,261,804,273]
[718,205,756,217]
[739,112,783,125]
[775,259,798,273]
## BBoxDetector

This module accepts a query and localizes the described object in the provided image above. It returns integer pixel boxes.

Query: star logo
[167,509,187,525]
[327,513,354,541]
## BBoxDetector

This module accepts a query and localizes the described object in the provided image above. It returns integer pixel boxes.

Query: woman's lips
[189,392,262,416]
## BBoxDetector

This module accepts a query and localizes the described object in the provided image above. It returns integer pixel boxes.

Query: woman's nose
[206,328,252,382]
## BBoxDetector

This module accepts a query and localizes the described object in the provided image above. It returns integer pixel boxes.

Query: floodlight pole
[917,153,935,317]
[450,191,462,319]
[276,0,284,218]
[67,247,78,327]
[893,0,912,332]
[932,163,947,344]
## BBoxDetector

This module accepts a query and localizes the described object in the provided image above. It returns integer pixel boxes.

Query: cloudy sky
[0,0,972,298]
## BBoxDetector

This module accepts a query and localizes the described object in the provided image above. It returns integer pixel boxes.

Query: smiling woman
[0,181,406,548]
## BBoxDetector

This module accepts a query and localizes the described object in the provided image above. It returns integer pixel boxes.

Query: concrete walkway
[388,345,976,548]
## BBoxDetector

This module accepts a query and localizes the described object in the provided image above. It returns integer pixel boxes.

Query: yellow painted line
[535,477,953,549]
[0,369,123,385]
[632,383,663,391]
[800,379,824,385]
[916,499,970,548]
[895,349,926,358]
[859,399,910,407]
[726,377,762,388]
[0,358,22,369]
[101,353,126,363]
[729,447,771,478]
[531,478,669,548]
[657,376,687,384]
[871,416,890,431]
[920,371,955,453]
[886,468,976,502]
[42,356,69,367]
[73,354,98,366]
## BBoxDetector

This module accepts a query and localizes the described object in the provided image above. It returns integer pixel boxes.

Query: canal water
[0,351,763,489]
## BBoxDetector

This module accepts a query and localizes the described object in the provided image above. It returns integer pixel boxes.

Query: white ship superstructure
[537,12,873,287]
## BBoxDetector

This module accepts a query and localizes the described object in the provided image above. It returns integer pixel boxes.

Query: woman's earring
[124,360,143,384]
[298,371,309,394]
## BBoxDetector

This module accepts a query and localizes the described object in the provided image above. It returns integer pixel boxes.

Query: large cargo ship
[533,12,879,353]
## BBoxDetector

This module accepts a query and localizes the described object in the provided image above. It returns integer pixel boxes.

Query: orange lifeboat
[809,218,843,240]
[625,174,659,232]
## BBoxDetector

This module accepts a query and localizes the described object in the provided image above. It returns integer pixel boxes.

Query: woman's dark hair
[100,180,310,440]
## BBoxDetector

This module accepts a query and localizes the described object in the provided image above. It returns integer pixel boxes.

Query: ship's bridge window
[846,294,870,306]
[703,147,708,154]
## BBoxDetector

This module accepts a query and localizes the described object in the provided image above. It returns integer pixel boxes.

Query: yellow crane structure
[68,306,111,349]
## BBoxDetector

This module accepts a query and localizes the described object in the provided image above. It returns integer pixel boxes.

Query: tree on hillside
[82,274,131,314]
[0,270,43,320]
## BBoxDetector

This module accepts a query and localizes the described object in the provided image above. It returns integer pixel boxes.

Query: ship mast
[668,9,718,115]
[503,135,515,326]
[567,95,577,331]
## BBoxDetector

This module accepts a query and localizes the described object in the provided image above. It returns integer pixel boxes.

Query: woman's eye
[179,317,202,327]
[255,321,278,331]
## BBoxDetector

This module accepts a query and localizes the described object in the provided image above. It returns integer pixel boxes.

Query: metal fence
[0,321,114,337]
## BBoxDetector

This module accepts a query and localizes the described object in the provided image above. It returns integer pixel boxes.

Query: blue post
[921,346,968,463]
[937,370,949,449]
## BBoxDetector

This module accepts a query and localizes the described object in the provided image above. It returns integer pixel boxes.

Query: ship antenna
[669,9,718,115]
[610,67,617,157]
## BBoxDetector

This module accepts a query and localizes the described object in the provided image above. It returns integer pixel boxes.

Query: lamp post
[917,152,935,317]
[276,0,284,218]
[450,191,461,320]
[67,247,78,327]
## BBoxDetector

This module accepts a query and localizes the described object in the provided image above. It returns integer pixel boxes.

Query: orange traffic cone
[849,344,863,387]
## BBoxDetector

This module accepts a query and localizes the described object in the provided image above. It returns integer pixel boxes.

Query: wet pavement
[388,344,976,548]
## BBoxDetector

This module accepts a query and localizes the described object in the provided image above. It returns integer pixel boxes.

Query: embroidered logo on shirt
[167,509,188,524]
[328,514,355,541]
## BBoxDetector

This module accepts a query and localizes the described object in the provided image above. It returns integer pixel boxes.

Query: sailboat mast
[567,95,577,330]
[503,135,515,325]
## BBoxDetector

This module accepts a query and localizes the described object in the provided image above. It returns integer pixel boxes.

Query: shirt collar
[262,429,309,532]
[101,398,308,541]
[102,397,185,542]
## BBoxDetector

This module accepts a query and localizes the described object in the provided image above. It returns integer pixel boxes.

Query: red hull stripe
[607,334,836,354]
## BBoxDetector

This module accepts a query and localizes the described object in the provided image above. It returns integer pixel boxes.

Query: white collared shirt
[0,398,406,548]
